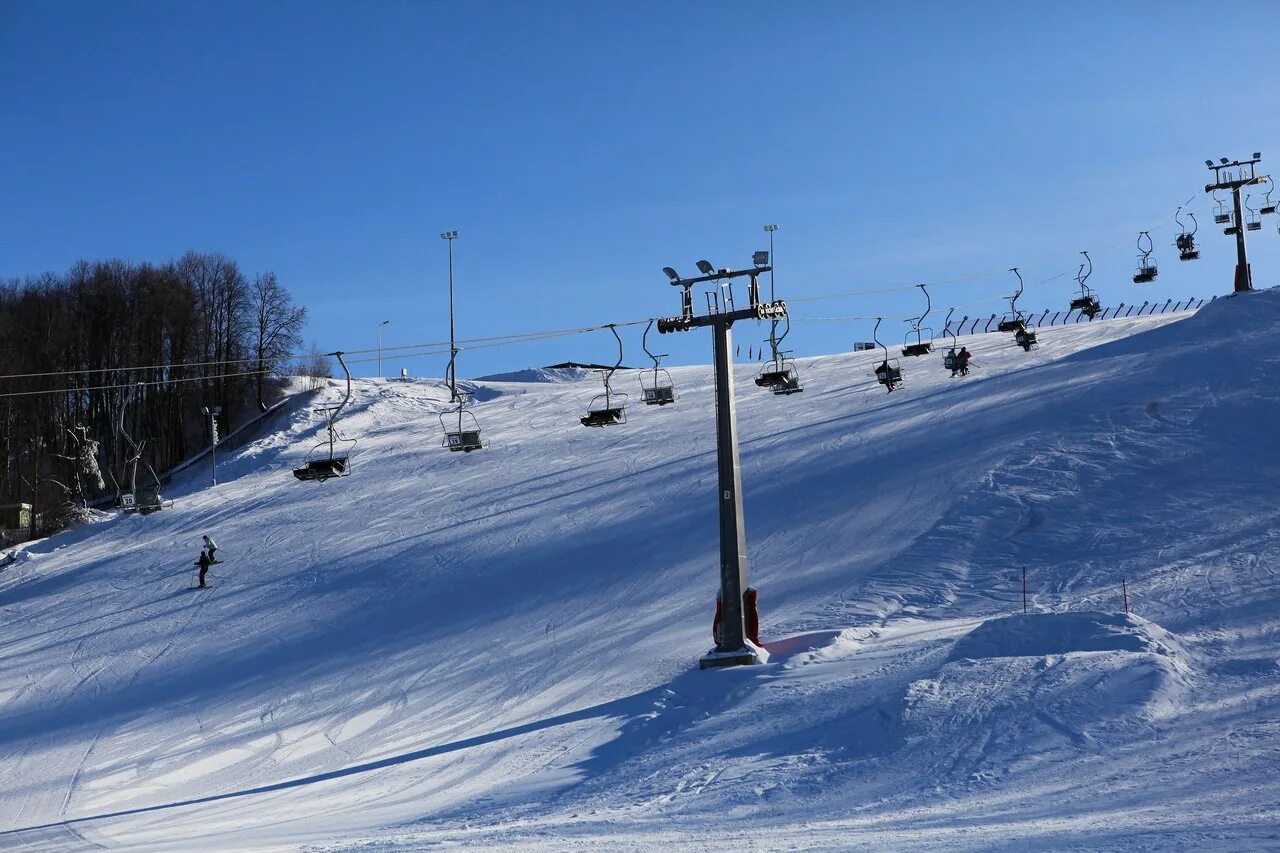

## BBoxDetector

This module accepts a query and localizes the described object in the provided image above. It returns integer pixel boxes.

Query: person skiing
[196,548,212,588]
[202,535,218,563]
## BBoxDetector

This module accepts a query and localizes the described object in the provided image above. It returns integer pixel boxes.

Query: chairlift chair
[941,307,962,372]
[1245,195,1262,231]
[1014,326,1038,351]
[1132,232,1158,284]
[639,320,677,406]
[581,324,628,427]
[293,352,357,482]
[440,396,488,452]
[1261,179,1277,215]
[1175,208,1200,261]
[872,318,903,391]
[754,315,802,394]
[901,283,935,357]
[122,487,173,514]
[771,353,803,395]
[1212,192,1231,224]
[1068,251,1102,319]
[998,268,1028,332]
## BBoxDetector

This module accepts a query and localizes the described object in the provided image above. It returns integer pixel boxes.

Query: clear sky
[3,1,1278,377]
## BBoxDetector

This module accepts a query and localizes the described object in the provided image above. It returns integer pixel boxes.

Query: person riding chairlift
[952,347,971,378]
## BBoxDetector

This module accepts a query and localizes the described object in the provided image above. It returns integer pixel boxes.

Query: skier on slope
[196,548,212,588]
[202,535,218,563]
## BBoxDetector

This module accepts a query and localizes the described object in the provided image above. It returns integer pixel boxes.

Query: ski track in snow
[2,297,1280,850]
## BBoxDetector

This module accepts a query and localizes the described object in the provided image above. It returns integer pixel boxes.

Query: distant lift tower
[659,253,786,669]
[1204,154,1268,293]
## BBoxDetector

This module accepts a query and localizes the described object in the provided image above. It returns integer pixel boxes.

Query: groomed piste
[2,292,1280,851]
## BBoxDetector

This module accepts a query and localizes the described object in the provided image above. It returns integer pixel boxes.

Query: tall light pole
[763,224,779,301]
[440,230,459,401]
[763,224,780,358]
[376,320,390,378]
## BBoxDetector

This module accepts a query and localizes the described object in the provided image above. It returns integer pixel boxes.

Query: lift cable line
[657,252,785,669]
[0,188,1228,389]
[0,368,272,399]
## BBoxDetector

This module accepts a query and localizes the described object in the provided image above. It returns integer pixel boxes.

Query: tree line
[0,251,312,541]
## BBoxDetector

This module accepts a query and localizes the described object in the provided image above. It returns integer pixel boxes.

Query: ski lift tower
[1204,154,1268,293]
[659,253,787,669]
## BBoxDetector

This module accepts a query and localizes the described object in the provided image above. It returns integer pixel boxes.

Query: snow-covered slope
[3,295,1280,851]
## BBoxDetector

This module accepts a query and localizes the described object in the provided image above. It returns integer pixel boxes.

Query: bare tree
[296,342,332,393]
[250,271,307,409]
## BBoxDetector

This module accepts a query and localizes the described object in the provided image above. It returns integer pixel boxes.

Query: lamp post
[763,224,780,358]
[763,224,779,301]
[377,320,390,378]
[440,230,459,401]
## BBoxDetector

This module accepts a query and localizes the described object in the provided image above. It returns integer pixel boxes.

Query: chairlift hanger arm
[667,265,771,288]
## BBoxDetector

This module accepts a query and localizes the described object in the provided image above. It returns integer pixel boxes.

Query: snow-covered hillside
[3,295,1280,851]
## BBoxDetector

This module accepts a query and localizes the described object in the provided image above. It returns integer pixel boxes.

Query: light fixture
[1206,159,1216,168]
[752,251,769,267]
[763,224,779,233]
[696,260,716,276]
[440,230,458,239]
[1254,152,1262,159]
[662,267,680,282]
[1221,158,1230,165]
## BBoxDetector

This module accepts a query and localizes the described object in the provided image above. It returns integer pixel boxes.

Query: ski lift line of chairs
[1245,194,1262,232]
[997,267,1028,333]
[1068,250,1102,319]
[639,319,676,406]
[1175,207,1200,261]
[871,317,903,392]
[581,324,628,427]
[754,314,803,395]
[294,351,356,482]
[902,283,934,357]
[1132,231,1158,284]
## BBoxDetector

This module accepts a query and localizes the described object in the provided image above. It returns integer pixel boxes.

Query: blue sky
[3,1,1278,377]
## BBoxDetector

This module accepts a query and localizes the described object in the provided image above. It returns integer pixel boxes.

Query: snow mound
[948,610,1182,661]
[475,367,593,383]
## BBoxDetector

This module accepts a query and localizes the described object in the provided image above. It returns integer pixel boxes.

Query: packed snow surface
[2,295,1280,851]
